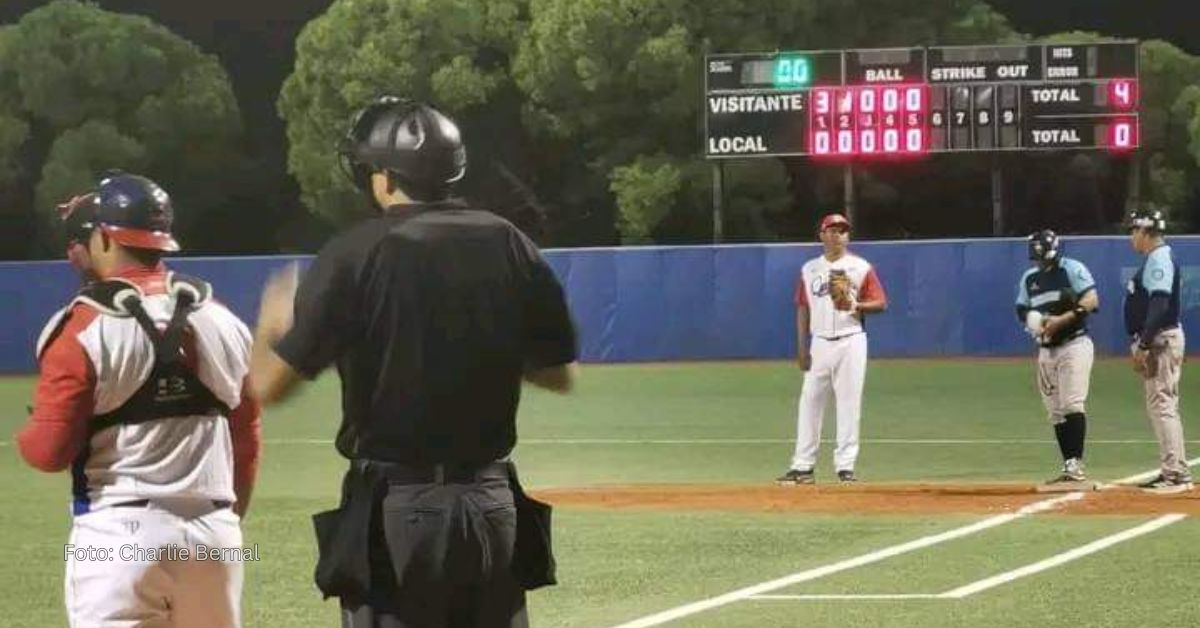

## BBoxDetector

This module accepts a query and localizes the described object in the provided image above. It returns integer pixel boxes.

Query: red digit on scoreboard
[810,89,834,155]
[1108,79,1137,111]
[882,128,900,153]
[1108,119,1137,151]
[904,86,923,112]
[836,89,856,154]
[882,88,899,114]
[858,88,879,154]
[905,128,925,153]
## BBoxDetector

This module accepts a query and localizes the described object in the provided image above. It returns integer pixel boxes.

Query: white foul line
[747,514,1186,602]
[606,492,1083,628]
[753,594,942,601]
[1108,456,1200,486]
[940,513,1186,598]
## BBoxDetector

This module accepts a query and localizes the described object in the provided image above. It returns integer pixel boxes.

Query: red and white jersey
[794,252,886,339]
[17,266,260,514]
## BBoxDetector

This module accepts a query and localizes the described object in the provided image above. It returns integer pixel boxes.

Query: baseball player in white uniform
[16,174,261,627]
[778,213,888,484]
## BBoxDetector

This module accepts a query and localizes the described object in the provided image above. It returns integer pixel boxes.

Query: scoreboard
[704,43,1139,159]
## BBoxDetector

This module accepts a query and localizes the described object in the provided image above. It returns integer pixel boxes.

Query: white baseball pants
[791,333,868,473]
[65,499,243,628]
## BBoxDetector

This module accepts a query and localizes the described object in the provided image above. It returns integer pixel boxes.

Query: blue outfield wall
[1,237,1198,372]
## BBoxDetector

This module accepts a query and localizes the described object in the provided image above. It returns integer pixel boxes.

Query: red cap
[819,213,851,231]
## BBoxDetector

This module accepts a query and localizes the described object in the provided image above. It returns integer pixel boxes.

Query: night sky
[1,0,1194,245]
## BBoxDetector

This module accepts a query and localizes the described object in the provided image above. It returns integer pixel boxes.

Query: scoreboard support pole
[843,164,857,225]
[1128,150,1143,213]
[991,157,1005,236]
[712,161,725,243]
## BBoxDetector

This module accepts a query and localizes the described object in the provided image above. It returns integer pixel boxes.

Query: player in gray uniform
[1124,210,1192,494]
[1016,230,1099,491]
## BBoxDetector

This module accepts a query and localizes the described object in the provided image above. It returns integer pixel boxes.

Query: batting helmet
[1027,229,1060,262]
[338,96,467,202]
[1126,209,1167,233]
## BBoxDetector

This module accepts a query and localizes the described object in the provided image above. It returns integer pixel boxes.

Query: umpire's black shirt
[275,201,576,465]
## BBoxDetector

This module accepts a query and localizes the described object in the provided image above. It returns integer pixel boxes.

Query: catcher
[778,213,888,485]
[1015,229,1099,491]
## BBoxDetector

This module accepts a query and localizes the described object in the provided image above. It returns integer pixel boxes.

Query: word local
[709,136,768,154]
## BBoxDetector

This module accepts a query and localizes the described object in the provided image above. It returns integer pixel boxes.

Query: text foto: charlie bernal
[64,544,262,562]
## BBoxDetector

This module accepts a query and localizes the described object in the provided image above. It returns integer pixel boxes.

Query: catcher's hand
[828,270,855,311]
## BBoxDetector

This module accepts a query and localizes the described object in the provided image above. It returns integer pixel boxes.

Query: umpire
[249,96,578,626]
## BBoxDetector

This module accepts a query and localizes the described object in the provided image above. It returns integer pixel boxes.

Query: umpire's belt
[368,460,511,485]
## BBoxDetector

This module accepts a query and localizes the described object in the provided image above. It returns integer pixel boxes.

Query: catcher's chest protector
[45,275,231,437]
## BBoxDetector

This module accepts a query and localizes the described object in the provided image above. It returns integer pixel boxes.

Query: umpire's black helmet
[1027,229,1059,262]
[338,96,466,202]
[1126,208,1167,233]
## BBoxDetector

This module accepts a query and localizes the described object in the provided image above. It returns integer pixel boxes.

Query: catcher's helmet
[338,96,467,201]
[92,172,179,251]
[1126,208,1166,233]
[57,172,179,252]
[1027,229,1060,262]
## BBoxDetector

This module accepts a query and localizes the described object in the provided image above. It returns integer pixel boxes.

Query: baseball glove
[829,270,855,311]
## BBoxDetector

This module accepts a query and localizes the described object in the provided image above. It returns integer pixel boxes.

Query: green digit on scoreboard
[773,55,810,88]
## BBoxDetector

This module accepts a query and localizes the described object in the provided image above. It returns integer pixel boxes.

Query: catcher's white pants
[65,499,243,628]
[791,333,868,472]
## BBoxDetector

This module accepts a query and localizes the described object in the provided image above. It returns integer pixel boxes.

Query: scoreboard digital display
[704,42,1139,159]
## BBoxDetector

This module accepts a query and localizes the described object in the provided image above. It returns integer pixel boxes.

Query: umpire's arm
[517,231,578,394]
[250,263,304,406]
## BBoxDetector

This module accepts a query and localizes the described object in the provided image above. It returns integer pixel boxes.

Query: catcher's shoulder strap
[36,274,214,359]
[33,280,139,361]
[56,274,228,436]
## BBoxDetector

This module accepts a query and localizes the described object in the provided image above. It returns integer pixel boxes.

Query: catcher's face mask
[57,193,99,281]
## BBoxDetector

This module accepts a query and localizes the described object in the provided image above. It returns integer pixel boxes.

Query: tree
[278,0,537,228]
[0,0,244,258]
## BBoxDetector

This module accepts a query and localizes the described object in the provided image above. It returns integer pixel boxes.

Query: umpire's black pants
[341,463,528,628]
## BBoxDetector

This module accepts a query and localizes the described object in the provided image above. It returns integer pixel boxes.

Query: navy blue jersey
[1124,244,1181,337]
[1016,257,1096,345]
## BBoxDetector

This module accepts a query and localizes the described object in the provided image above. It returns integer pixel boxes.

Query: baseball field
[3,358,1198,627]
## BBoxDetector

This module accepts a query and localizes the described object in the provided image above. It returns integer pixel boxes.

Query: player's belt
[111,499,233,509]
[817,331,864,341]
[1041,329,1087,349]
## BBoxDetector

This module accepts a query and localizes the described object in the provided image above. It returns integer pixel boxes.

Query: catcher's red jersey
[794,253,885,338]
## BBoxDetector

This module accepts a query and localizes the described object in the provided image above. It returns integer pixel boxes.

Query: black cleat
[1139,474,1194,495]
[776,468,815,485]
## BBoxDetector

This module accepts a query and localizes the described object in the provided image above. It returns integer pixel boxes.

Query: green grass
[1,359,1197,627]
